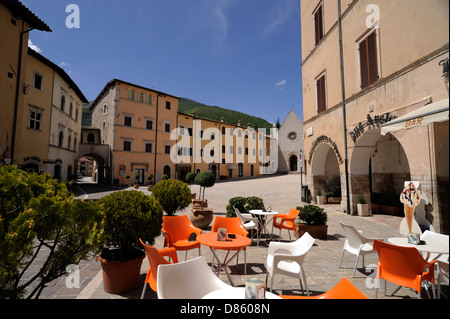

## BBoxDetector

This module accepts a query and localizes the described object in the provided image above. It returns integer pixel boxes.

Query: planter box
[295,224,328,239]
[371,203,381,213]
[327,197,341,204]
[381,205,402,216]
[357,204,371,216]
[316,195,325,205]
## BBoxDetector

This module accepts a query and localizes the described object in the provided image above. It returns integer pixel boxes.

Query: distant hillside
[179,98,273,130]
[82,98,273,131]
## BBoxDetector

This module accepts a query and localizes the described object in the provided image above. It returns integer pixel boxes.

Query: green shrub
[296,204,327,225]
[226,196,265,217]
[0,166,104,299]
[185,172,196,184]
[151,179,191,216]
[161,174,169,180]
[98,190,163,261]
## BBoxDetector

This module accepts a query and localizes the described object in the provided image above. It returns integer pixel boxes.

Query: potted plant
[316,189,325,205]
[295,204,328,239]
[326,187,341,204]
[97,190,163,294]
[357,195,370,216]
[189,171,215,229]
[125,174,131,187]
[151,179,192,216]
[146,174,154,191]
[185,172,197,199]
[134,174,141,188]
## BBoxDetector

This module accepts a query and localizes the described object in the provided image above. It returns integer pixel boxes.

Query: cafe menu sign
[350,112,395,143]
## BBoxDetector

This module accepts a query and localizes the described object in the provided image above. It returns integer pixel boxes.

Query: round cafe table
[202,287,282,299]
[387,237,449,260]
[198,232,251,286]
[249,210,279,245]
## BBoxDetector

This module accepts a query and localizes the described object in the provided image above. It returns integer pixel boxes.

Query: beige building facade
[301,0,449,233]
[90,79,179,185]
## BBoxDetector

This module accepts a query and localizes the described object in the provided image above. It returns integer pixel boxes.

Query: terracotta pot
[192,199,208,209]
[99,253,145,294]
[189,208,213,229]
[295,223,328,239]
[191,193,197,199]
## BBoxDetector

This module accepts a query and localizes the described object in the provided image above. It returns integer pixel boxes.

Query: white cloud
[59,62,71,68]
[260,0,297,37]
[28,39,43,53]
[275,80,287,87]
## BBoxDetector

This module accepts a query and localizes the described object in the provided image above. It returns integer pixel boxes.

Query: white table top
[388,237,449,255]
[249,210,279,216]
[202,287,282,299]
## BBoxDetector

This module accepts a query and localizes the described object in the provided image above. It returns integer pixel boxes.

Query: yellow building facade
[175,113,274,182]
[0,0,51,165]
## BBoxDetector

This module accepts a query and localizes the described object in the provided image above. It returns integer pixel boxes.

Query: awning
[381,98,449,135]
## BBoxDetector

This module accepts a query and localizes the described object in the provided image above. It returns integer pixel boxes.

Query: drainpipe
[11,21,35,163]
[154,94,159,181]
[337,0,351,215]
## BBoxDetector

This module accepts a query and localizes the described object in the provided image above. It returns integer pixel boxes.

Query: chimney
[237,120,242,127]
[221,117,225,123]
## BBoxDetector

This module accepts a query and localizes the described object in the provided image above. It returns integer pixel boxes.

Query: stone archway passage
[310,143,341,201]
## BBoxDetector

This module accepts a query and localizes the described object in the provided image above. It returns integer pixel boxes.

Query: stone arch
[311,143,341,200]
[78,152,106,184]
[349,128,410,214]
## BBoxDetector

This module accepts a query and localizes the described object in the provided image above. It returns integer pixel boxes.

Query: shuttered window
[314,4,324,45]
[359,31,379,89]
[316,74,326,114]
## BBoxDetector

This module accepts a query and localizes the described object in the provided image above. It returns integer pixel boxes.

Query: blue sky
[22,0,303,123]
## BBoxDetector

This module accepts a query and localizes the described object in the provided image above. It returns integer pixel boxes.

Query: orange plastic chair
[373,239,436,299]
[211,216,249,274]
[280,278,369,299]
[272,208,300,241]
[139,239,179,298]
[162,215,202,260]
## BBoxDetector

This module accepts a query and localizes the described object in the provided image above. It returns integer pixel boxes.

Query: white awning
[381,98,449,135]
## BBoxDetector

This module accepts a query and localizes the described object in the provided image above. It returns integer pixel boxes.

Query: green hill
[179,98,273,131]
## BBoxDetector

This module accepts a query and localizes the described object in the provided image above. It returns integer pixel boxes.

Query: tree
[151,179,192,216]
[194,171,215,209]
[0,166,104,299]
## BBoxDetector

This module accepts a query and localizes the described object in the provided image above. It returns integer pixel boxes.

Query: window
[146,119,154,130]
[145,142,153,153]
[124,115,132,127]
[123,140,132,152]
[165,122,171,133]
[69,103,73,118]
[164,144,171,154]
[87,133,95,144]
[314,4,324,45]
[316,74,326,114]
[166,101,171,110]
[128,89,134,101]
[33,72,43,90]
[136,92,142,103]
[61,96,66,111]
[68,135,72,150]
[359,31,379,89]
[144,94,151,105]
[103,104,108,114]
[58,131,64,148]
[29,108,42,130]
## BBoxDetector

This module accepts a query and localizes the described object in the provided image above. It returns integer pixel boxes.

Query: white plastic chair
[420,230,449,260]
[399,217,422,236]
[234,207,259,242]
[436,257,449,299]
[157,256,232,299]
[339,222,380,277]
[265,232,315,296]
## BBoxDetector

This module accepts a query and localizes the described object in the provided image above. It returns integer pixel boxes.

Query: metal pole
[337,0,351,215]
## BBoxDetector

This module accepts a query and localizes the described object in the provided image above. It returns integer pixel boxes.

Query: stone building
[276,110,304,174]
[301,0,449,233]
